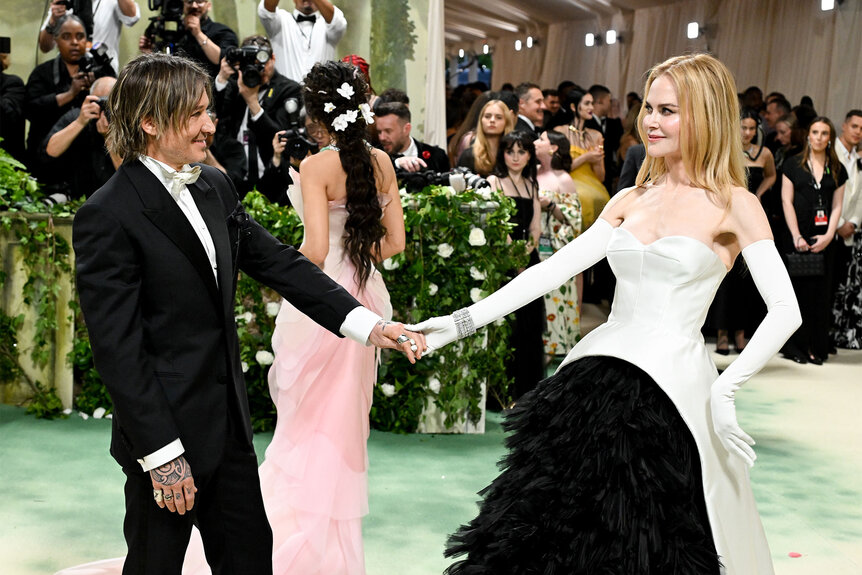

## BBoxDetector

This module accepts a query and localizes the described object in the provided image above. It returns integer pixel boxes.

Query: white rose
[437,243,454,259]
[468,227,486,246]
[241,361,249,373]
[92,407,106,419]
[79,412,89,420]
[383,257,400,270]
[444,186,456,198]
[428,377,441,394]
[235,311,253,324]
[480,188,494,200]
[428,283,438,296]
[255,350,274,366]
[469,266,486,281]
[265,302,281,317]
[494,317,506,327]
[470,288,484,303]
[399,187,408,198]
[380,383,396,397]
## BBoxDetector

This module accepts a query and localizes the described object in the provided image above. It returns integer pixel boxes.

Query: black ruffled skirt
[444,356,721,575]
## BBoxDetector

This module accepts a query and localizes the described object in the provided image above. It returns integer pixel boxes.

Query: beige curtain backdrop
[425,0,447,149]
[492,0,860,121]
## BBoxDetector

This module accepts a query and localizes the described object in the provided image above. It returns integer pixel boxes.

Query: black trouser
[121,408,272,575]
[788,245,836,359]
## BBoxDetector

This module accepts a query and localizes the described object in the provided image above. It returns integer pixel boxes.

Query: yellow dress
[569,145,610,230]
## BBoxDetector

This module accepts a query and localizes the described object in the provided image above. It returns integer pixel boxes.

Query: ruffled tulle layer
[444,356,721,575]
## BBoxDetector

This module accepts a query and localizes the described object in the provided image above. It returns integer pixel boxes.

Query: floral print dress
[832,230,862,349]
[540,188,583,355]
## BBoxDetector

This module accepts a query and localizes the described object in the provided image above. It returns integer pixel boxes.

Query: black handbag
[785,251,825,277]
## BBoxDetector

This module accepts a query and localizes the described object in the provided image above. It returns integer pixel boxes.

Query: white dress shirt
[258,0,347,83]
[836,138,861,245]
[135,156,381,470]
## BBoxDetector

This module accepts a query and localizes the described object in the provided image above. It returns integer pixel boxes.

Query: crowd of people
[0,2,860,574]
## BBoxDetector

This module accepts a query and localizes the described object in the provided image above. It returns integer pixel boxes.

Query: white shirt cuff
[339,306,381,346]
[215,76,229,91]
[250,108,265,122]
[137,439,184,472]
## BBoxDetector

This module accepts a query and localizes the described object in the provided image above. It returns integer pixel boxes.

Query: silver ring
[410,344,418,352]
[395,334,410,345]
[153,490,163,503]
[164,493,174,501]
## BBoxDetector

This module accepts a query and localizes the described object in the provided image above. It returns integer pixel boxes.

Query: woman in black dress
[486,130,544,401]
[781,116,847,363]
[711,108,776,353]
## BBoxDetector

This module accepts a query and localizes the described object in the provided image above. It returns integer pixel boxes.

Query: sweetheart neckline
[613,226,729,271]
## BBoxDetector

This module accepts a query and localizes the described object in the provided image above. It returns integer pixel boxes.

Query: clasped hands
[369,320,427,364]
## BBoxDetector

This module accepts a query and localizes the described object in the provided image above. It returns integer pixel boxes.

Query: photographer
[38,0,94,49]
[139,0,237,78]
[214,34,301,196]
[0,38,26,164]
[25,14,115,179]
[258,0,347,83]
[376,101,449,173]
[41,76,119,199]
[40,0,140,74]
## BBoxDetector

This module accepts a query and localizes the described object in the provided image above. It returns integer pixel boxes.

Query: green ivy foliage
[0,143,80,419]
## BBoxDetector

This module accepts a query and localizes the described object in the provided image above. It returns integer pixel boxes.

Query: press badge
[242,129,250,145]
[815,209,828,226]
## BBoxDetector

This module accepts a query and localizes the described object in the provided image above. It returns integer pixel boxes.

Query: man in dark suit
[584,84,623,192]
[514,82,543,139]
[73,53,421,574]
[376,102,450,173]
[617,143,645,193]
[213,35,301,197]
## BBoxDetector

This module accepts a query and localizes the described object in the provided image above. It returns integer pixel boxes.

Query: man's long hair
[106,53,212,162]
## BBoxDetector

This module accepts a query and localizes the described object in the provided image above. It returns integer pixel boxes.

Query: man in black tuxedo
[214,35,301,197]
[73,53,422,574]
[514,82,543,139]
[584,84,623,192]
[376,102,450,173]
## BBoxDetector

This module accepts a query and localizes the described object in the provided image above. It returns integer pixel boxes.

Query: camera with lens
[144,0,186,53]
[225,45,272,89]
[395,167,489,194]
[55,0,75,9]
[77,42,112,76]
[96,97,110,121]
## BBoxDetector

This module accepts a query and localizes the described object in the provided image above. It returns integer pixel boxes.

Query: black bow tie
[296,14,316,23]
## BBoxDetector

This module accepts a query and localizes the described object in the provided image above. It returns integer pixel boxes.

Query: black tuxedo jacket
[214,71,302,172]
[390,139,450,173]
[74,161,360,476]
[514,116,539,139]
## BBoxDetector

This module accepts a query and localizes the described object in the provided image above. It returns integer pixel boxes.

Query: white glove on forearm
[710,240,801,467]
[409,218,614,351]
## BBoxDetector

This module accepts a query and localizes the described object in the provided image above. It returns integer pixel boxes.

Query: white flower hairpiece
[359,102,375,125]
[337,82,355,99]
[324,102,336,113]
[333,109,359,132]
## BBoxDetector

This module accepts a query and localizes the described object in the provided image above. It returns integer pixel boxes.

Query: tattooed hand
[150,455,197,515]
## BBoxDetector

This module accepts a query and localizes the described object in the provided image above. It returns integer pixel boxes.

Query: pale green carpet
[2,348,862,574]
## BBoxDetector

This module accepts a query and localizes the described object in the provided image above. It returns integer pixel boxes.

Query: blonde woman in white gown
[414,54,801,574]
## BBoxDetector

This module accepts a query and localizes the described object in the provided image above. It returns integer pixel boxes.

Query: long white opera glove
[408,218,614,351]
[710,240,801,467]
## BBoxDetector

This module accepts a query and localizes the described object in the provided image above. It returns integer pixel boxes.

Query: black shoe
[783,353,807,364]
[829,346,837,355]
[715,347,730,356]
[808,355,823,365]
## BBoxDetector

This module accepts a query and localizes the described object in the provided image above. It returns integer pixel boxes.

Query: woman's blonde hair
[635,53,746,207]
[106,53,212,162]
[472,100,514,176]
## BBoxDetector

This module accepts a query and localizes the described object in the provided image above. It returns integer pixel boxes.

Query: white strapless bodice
[561,225,774,575]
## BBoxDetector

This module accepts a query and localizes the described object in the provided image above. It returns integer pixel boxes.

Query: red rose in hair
[422,150,431,160]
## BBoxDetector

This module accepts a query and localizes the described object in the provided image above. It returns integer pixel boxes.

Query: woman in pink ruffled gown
[57,60,406,575]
